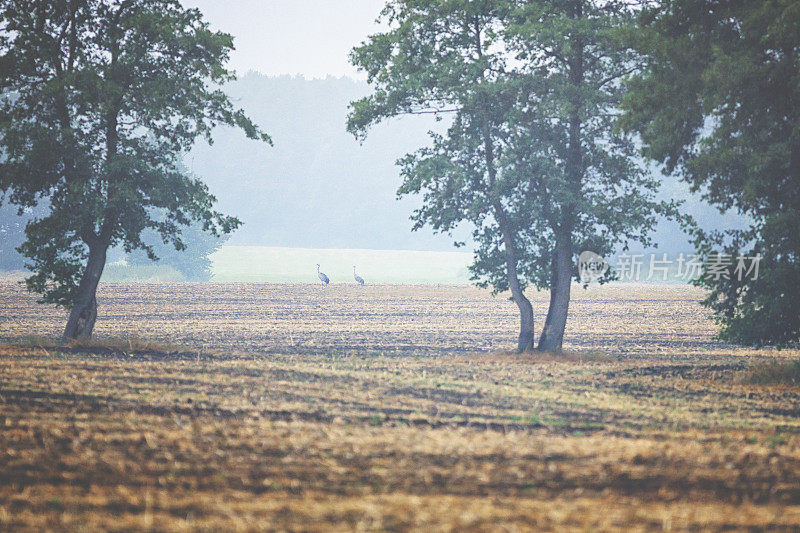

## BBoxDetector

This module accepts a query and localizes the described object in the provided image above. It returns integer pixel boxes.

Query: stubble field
[0,282,798,531]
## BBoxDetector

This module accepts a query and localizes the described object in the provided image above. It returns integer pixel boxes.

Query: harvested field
[0,282,727,355]
[0,282,798,531]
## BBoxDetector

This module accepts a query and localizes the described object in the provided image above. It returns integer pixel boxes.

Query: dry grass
[3,334,206,359]
[742,358,800,386]
[0,282,798,530]
[479,348,617,364]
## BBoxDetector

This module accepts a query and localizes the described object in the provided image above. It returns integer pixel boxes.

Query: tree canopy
[620,0,800,347]
[350,0,673,351]
[0,0,269,338]
[126,215,227,282]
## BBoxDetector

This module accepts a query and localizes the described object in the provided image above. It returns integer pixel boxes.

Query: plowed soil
[0,282,798,531]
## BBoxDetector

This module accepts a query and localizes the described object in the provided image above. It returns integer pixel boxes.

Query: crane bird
[353,266,365,286]
[316,264,330,285]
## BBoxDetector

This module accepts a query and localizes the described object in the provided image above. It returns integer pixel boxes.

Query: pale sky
[181,0,386,79]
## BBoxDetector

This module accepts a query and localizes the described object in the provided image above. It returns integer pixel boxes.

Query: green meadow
[210,246,473,284]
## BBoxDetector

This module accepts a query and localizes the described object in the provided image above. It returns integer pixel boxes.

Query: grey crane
[316,264,330,285]
[353,266,365,286]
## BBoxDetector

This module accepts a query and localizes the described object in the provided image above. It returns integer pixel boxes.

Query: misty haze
[0,1,797,530]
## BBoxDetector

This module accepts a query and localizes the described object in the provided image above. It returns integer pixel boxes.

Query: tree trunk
[495,206,535,352]
[539,2,582,352]
[538,237,572,352]
[513,290,535,352]
[475,69,535,351]
[63,66,121,340]
[63,240,109,340]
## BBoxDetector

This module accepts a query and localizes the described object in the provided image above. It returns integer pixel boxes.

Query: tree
[0,0,269,339]
[349,1,539,351]
[126,214,227,282]
[504,0,674,350]
[620,0,800,347]
[350,0,671,352]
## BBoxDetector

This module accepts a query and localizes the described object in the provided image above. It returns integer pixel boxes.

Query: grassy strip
[0,335,210,359]
[741,358,800,386]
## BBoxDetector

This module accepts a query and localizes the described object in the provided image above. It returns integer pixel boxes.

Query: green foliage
[350,0,532,298]
[0,0,269,308]
[349,0,673,295]
[620,0,800,347]
[497,0,677,291]
[126,214,227,281]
